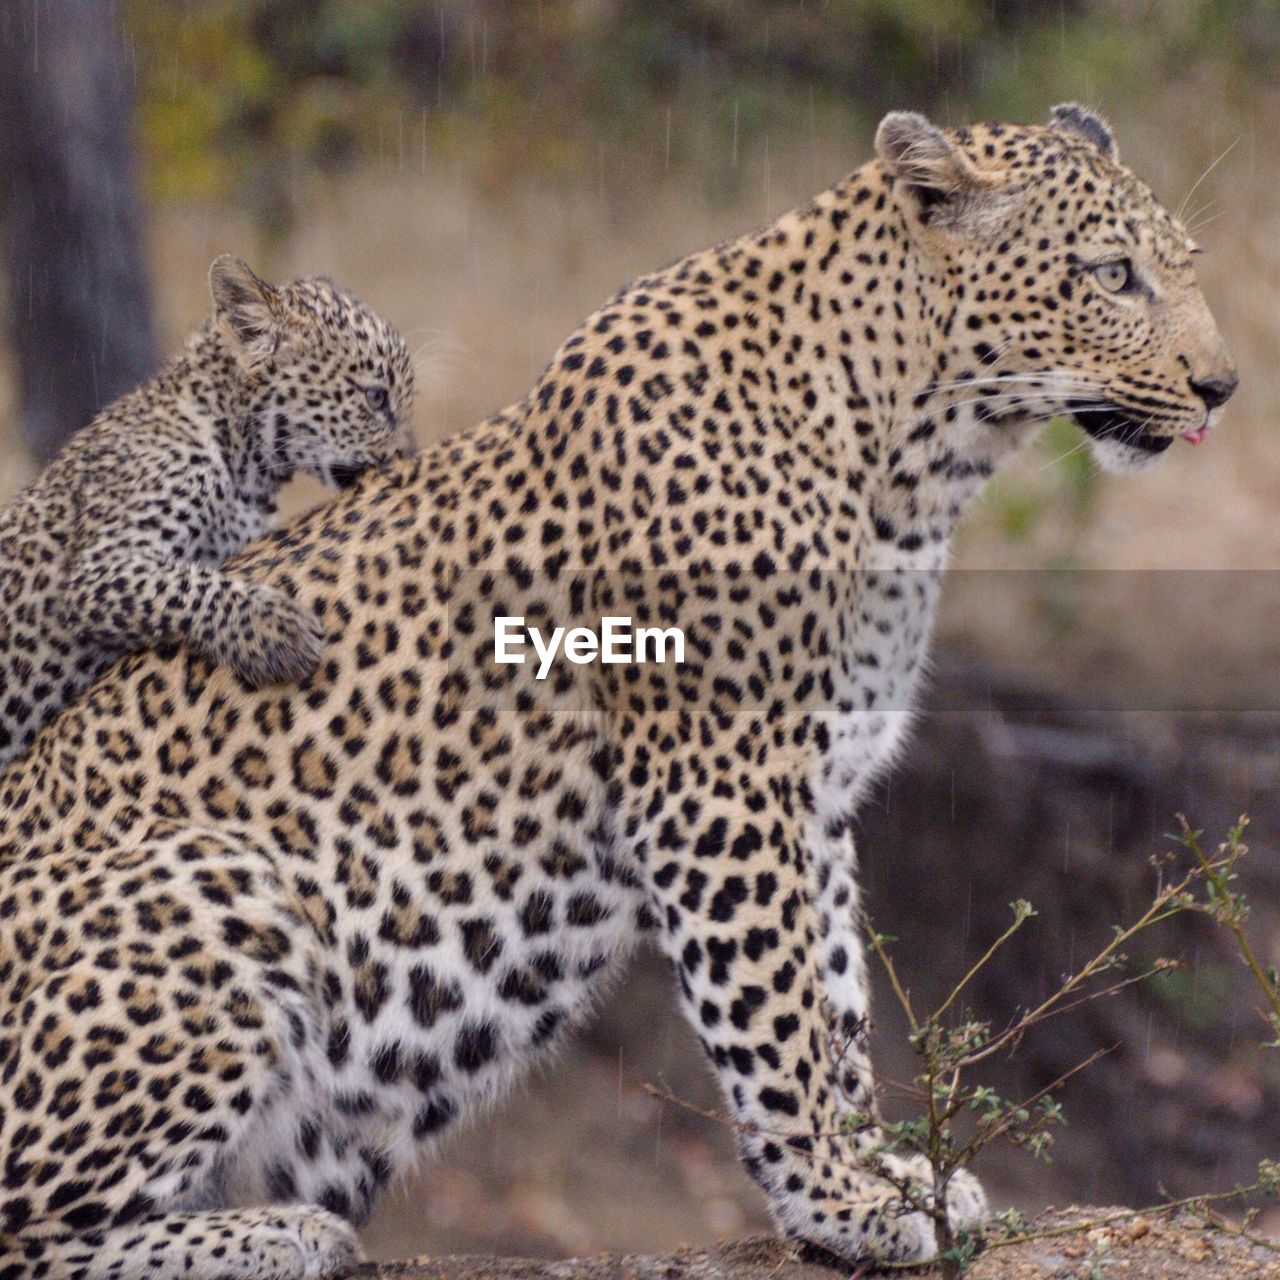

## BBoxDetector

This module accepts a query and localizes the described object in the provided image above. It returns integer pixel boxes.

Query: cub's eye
[1092,259,1134,294]
[365,385,390,413]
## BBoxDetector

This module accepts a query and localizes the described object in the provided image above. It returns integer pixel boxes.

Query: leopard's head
[210,254,416,489]
[876,104,1236,473]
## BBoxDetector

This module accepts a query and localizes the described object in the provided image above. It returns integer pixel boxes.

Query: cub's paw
[221,587,326,688]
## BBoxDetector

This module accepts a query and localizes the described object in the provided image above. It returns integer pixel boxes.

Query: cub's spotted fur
[0,107,1235,1276]
[0,256,415,767]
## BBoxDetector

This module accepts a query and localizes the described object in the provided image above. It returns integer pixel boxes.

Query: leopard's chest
[814,565,944,821]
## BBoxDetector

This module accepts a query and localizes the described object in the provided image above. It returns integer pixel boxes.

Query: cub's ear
[1049,103,1117,160]
[209,254,282,364]
[875,111,1010,233]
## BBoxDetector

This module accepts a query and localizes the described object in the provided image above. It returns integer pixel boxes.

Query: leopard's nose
[1189,371,1238,410]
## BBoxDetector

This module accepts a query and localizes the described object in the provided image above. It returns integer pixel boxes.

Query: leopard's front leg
[642,792,985,1264]
[810,829,989,1247]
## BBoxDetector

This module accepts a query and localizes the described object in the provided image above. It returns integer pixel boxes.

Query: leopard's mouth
[327,463,369,490]
[1071,406,1174,455]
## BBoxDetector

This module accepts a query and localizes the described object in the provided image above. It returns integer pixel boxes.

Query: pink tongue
[1184,426,1210,445]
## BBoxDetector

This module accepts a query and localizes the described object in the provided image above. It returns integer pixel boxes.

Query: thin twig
[931,905,1033,1026]
[1178,816,1280,1029]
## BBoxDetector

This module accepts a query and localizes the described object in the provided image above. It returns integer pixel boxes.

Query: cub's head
[876,104,1236,472]
[210,254,416,488]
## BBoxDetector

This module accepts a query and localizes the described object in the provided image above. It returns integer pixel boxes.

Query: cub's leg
[0,833,360,1279]
[644,795,987,1264]
[59,548,324,687]
[2,1207,359,1280]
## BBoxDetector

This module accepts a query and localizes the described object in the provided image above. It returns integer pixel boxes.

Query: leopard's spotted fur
[0,107,1235,1276]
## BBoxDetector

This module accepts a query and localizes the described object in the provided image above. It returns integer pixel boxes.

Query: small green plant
[861,815,1280,1274]
[864,890,1179,1274]
[1175,817,1280,1045]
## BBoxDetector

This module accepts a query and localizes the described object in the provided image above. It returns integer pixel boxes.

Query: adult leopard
[0,106,1236,1277]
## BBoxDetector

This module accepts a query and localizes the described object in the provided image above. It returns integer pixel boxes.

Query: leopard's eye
[365,385,390,413]
[1092,259,1134,294]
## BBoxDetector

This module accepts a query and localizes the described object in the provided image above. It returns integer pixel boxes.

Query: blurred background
[3,0,1280,1261]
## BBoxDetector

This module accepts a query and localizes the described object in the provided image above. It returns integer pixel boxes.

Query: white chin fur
[1084,434,1171,475]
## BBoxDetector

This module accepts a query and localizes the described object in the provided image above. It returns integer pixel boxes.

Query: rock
[358,1236,830,1279]
[358,1207,1280,1279]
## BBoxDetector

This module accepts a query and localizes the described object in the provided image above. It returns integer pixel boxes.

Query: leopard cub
[0,254,415,768]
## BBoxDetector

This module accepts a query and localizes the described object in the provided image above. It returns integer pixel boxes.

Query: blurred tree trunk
[0,0,158,463]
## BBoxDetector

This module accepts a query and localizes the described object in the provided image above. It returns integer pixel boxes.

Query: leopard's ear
[875,111,1011,234]
[209,254,282,364]
[1049,103,1117,160]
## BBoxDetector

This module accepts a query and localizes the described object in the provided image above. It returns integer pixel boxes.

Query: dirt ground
[362,1211,1280,1280]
